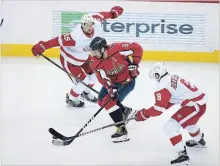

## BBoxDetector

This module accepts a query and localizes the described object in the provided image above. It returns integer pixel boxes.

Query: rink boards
[1,44,219,62]
[1,1,219,62]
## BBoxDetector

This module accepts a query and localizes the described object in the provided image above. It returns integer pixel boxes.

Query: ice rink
[1,57,219,166]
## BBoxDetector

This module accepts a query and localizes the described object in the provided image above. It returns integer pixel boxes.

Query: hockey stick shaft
[39,53,99,94]
[78,117,135,137]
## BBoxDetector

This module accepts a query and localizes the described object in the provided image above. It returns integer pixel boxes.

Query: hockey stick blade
[49,128,71,140]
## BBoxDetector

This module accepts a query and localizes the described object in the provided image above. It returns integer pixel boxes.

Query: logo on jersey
[106,57,124,76]
[177,114,182,119]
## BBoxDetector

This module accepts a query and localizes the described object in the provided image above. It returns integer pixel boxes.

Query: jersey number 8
[156,93,162,101]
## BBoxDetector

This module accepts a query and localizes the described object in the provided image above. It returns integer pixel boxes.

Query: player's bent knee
[103,96,117,110]
[164,118,181,137]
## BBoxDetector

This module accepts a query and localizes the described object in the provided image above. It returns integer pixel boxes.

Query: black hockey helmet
[89,36,107,51]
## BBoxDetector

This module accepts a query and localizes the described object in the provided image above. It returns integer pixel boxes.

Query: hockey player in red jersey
[135,62,207,165]
[31,6,123,107]
[88,37,143,143]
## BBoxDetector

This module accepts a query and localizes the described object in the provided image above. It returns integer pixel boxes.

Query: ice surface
[1,57,219,166]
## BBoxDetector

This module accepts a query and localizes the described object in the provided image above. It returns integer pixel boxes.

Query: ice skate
[80,91,98,103]
[66,93,85,107]
[111,125,130,143]
[171,147,190,166]
[122,106,133,120]
[186,133,206,148]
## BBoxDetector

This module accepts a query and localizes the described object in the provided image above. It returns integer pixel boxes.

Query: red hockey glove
[31,41,48,57]
[135,108,150,121]
[128,63,140,78]
[110,6,123,19]
[104,81,118,98]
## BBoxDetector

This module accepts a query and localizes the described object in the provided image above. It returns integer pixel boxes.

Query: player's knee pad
[164,118,181,138]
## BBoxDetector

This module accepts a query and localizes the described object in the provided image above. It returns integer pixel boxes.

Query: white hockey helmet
[81,14,95,27]
[149,62,168,82]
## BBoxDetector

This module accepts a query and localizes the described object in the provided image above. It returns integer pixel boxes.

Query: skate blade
[171,160,191,166]
[66,104,85,108]
[186,144,207,148]
[112,135,130,143]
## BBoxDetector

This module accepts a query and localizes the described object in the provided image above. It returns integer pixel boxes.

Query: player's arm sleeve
[90,58,111,86]
[130,42,143,65]
[92,12,114,21]
[43,32,76,49]
[143,88,172,117]
[112,43,143,65]
[95,70,112,86]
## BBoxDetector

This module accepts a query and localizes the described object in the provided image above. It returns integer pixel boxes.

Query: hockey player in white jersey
[135,62,207,165]
[31,6,123,107]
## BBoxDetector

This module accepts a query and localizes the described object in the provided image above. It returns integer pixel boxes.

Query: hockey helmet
[81,14,94,26]
[81,14,95,34]
[149,62,168,82]
[89,37,107,51]
[89,37,107,58]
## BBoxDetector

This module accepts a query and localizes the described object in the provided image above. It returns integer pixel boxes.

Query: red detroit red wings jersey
[90,42,143,85]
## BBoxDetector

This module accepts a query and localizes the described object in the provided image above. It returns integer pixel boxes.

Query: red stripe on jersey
[144,106,163,117]
[170,134,182,146]
[93,12,113,21]
[60,46,87,63]
[70,89,79,97]
[189,129,200,137]
[181,93,205,107]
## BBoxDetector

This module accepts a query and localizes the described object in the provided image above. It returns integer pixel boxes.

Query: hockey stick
[52,117,136,146]
[39,53,99,94]
[49,80,130,145]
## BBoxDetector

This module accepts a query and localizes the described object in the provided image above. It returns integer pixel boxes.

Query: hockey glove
[128,63,140,78]
[110,6,123,19]
[31,41,47,57]
[104,81,118,98]
[135,108,150,121]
